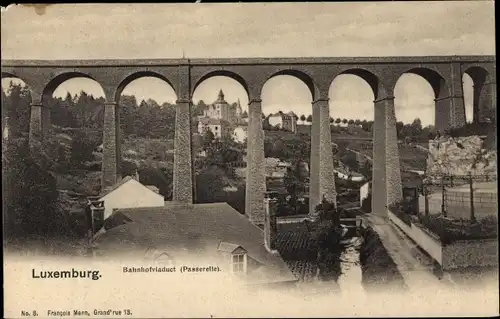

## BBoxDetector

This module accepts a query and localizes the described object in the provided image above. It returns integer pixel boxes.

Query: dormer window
[217,242,248,274]
[232,253,247,273]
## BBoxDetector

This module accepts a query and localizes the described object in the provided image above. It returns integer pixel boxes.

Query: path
[362,214,446,291]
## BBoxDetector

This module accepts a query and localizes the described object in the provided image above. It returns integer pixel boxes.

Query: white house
[232,125,248,144]
[334,168,365,182]
[198,117,231,139]
[99,175,165,220]
[268,111,297,133]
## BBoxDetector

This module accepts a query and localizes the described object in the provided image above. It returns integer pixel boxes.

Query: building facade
[268,111,297,133]
[198,117,232,139]
[198,90,245,139]
[99,175,165,220]
[201,90,243,125]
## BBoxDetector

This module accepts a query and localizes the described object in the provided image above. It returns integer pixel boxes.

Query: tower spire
[218,89,224,101]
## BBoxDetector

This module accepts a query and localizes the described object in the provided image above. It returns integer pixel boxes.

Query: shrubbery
[388,198,417,226]
[3,138,69,238]
[417,214,498,245]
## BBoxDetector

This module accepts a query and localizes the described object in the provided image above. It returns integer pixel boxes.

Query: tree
[329,117,334,124]
[306,115,313,123]
[4,139,64,237]
[359,160,372,180]
[70,130,98,167]
[300,114,306,123]
[202,130,215,150]
[348,119,354,125]
[396,121,405,138]
[335,118,341,124]
[307,198,344,281]
[410,118,423,136]
[3,82,31,136]
[342,119,348,124]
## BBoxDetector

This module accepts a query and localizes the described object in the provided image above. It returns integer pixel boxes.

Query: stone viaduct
[1,56,496,224]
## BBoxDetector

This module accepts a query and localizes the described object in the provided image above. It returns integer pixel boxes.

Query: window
[232,253,247,273]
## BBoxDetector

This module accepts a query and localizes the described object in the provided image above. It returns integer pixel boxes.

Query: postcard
[2,2,498,318]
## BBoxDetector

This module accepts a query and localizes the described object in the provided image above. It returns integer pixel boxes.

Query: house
[91,201,297,287]
[98,175,165,220]
[197,117,231,139]
[334,168,365,182]
[263,157,292,178]
[232,124,248,144]
[268,111,297,133]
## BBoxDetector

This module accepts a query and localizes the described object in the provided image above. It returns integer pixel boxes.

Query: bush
[388,198,417,226]
[3,138,68,237]
[417,214,498,245]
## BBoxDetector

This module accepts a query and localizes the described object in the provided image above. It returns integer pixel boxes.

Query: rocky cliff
[426,135,497,177]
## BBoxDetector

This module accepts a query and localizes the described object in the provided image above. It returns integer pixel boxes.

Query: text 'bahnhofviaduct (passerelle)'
[1,55,496,225]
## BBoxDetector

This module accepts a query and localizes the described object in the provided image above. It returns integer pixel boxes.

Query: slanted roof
[217,242,247,254]
[93,202,296,284]
[146,185,160,193]
[199,117,230,126]
[99,176,134,197]
[99,176,162,198]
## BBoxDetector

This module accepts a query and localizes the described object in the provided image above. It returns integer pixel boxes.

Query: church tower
[236,98,243,119]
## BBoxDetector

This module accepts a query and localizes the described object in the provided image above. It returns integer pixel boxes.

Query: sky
[1,2,495,125]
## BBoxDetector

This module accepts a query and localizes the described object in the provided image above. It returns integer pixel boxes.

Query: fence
[422,173,497,221]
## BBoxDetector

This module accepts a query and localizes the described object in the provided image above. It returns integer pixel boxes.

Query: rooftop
[93,202,296,284]
[198,117,230,126]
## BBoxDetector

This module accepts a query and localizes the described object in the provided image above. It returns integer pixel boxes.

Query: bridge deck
[361,214,445,291]
[1,55,495,67]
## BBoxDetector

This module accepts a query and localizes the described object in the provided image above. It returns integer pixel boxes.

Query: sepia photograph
[2,1,498,318]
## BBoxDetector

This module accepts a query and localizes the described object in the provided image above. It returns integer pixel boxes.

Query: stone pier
[372,96,402,217]
[245,98,266,225]
[309,101,320,215]
[317,98,336,205]
[173,99,193,203]
[101,102,120,191]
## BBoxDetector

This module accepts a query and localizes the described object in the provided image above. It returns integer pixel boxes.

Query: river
[337,236,366,298]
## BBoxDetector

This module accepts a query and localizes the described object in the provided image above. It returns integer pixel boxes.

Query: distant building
[197,117,232,139]
[198,90,247,139]
[201,90,243,125]
[98,174,165,220]
[268,111,297,133]
[232,124,248,144]
[263,158,292,178]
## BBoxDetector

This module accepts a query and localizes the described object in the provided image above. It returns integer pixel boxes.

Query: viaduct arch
[1,55,495,225]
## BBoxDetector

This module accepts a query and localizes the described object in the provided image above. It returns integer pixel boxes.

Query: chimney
[86,199,105,235]
[264,195,278,253]
[133,169,140,182]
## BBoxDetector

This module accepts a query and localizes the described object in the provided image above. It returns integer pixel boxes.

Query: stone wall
[388,210,443,264]
[388,210,499,270]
